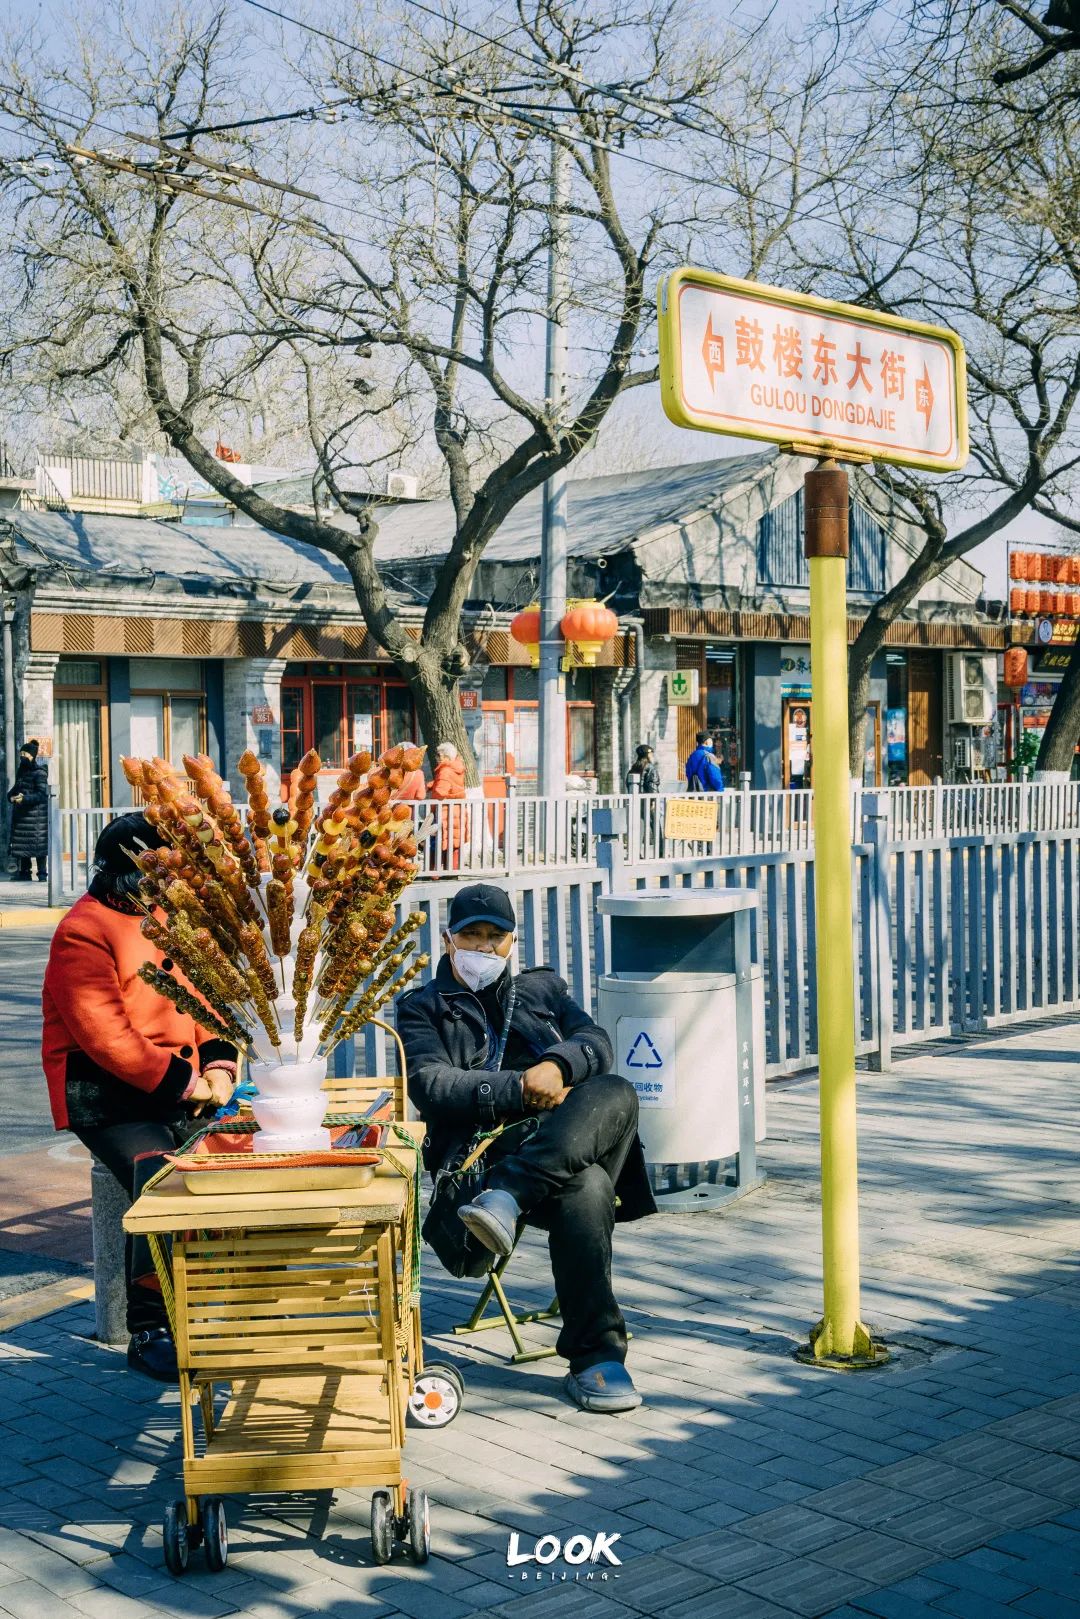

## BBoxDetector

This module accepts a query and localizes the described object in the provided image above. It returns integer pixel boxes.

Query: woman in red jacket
[42,814,238,1382]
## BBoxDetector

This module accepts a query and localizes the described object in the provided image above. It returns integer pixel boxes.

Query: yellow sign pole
[800,463,886,1368]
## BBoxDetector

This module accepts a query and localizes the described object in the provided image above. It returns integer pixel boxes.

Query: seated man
[397,882,656,1413]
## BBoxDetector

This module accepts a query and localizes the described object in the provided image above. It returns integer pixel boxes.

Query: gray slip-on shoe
[564,1361,642,1413]
[457,1187,521,1258]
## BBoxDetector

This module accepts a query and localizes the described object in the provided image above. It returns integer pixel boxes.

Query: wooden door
[675,642,706,769]
[908,652,943,785]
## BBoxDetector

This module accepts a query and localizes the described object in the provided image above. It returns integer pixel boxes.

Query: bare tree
[0,0,844,777]
[793,9,1080,772]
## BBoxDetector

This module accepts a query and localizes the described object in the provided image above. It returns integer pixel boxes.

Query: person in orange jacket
[430,741,467,866]
[42,813,238,1382]
[393,759,428,802]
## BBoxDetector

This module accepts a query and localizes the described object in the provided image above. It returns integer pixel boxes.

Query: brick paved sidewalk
[0,1022,1076,1619]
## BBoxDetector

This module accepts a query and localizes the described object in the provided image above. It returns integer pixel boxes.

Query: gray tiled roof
[5,449,776,586]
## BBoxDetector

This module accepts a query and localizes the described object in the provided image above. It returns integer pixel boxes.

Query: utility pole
[538,135,571,800]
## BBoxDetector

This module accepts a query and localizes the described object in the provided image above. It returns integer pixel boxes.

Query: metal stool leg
[450,1250,561,1364]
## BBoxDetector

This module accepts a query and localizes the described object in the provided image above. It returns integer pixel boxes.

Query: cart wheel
[162,1501,189,1575]
[202,1498,228,1572]
[408,1363,464,1428]
[370,1489,394,1564]
[406,1487,431,1564]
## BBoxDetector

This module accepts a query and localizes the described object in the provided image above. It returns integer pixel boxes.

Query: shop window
[512,667,539,701]
[130,691,206,771]
[758,491,885,594]
[55,659,102,687]
[281,687,304,773]
[482,667,509,700]
[885,652,909,784]
[314,684,345,765]
[347,684,377,756]
[385,685,415,750]
[514,708,539,781]
[568,706,596,776]
[479,710,507,776]
[706,648,740,781]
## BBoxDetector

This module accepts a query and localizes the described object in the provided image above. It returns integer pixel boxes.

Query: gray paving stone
[801,1483,923,1530]
[68,1590,160,1619]
[489,1586,630,1618]
[658,1589,794,1618]
[732,1505,855,1556]
[928,1433,1047,1480]
[877,1503,1003,1558]
[808,1530,930,1585]
[866,1459,984,1501]
[734,1555,876,1616]
[999,1449,1080,1501]
[947,1481,1062,1528]
[0,1579,92,1619]
[1013,1593,1080,1619]
[579,1554,716,1615]
[667,1527,792,1581]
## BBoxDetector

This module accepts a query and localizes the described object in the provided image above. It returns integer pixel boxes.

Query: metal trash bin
[597,889,766,1210]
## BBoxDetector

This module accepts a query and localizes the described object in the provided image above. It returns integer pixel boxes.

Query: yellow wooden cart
[123,1070,463,1576]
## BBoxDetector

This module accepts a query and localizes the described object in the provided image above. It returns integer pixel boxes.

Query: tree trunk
[1036,635,1080,775]
[407,659,480,786]
[848,647,873,778]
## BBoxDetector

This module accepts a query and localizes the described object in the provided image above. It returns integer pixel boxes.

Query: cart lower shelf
[187,1372,401,1495]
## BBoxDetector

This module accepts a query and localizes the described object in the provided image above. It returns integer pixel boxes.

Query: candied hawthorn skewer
[238,750,272,872]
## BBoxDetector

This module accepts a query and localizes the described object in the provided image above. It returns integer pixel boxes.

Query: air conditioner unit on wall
[947,652,996,726]
[386,472,419,500]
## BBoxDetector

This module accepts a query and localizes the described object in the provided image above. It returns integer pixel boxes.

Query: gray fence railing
[47,786,1080,1084]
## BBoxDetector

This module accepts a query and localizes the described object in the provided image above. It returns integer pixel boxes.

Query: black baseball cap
[447,883,516,934]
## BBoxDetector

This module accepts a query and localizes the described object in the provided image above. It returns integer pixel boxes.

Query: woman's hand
[202,1066,237,1108]
[187,1074,215,1113]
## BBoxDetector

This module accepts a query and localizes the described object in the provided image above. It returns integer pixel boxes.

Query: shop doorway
[908,652,943,785]
[281,669,416,789]
[782,698,812,789]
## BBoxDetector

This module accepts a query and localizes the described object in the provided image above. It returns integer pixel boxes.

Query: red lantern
[559,602,619,666]
[1009,588,1026,616]
[1011,552,1028,581]
[1004,647,1029,689]
[510,605,542,668]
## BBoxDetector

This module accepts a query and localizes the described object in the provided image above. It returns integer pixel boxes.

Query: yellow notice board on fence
[665,797,719,843]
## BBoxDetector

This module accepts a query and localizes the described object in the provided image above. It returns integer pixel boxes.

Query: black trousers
[16,856,46,880]
[483,1074,639,1374]
[71,1118,191,1334]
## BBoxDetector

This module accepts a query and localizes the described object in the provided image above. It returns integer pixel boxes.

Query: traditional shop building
[0,447,1010,809]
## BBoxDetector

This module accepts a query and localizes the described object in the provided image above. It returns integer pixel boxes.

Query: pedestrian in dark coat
[397,882,657,1414]
[7,740,49,880]
[625,743,661,795]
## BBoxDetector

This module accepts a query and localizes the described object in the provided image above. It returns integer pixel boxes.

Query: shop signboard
[666,669,700,706]
[780,647,812,698]
[659,268,968,473]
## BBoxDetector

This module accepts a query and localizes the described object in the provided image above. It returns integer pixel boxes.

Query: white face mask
[448,939,509,993]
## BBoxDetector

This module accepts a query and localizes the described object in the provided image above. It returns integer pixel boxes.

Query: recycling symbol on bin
[625,1031,663,1069]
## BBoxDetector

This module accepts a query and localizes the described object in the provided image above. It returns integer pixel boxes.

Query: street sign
[658,268,968,474]
[666,668,699,706]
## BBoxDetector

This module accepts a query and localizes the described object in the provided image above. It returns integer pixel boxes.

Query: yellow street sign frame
[658,267,969,475]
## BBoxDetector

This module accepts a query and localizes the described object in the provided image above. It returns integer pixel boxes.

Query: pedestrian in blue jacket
[684,731,725,791]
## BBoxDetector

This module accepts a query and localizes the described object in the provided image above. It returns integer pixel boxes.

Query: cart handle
[368,1015,409,1089]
